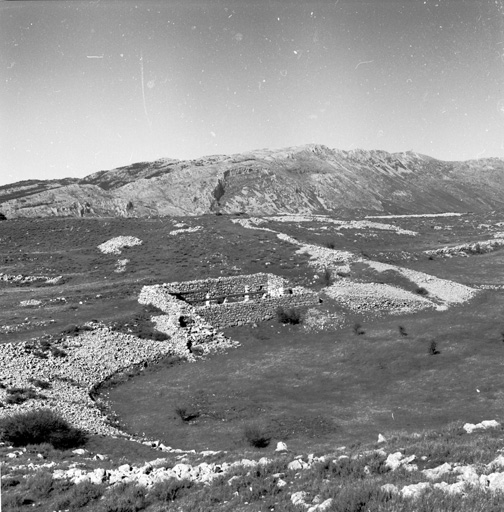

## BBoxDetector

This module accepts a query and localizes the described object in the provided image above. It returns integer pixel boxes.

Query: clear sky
[1,0,504,186]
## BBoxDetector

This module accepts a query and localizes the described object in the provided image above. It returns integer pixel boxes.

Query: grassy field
[2,211,504,510]
[104,288,504,453]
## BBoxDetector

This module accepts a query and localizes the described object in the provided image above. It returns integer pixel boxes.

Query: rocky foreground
[0,321,237,438]
[4,420,504,511]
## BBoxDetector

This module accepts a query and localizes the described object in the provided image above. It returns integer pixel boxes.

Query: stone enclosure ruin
[139,272,320,331]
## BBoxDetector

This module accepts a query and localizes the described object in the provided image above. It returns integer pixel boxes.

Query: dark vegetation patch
[4,386,44,405]
[175,405,201,423]
[319,267,333,286]
[428,339,440,355]
[243,424,271,448]
[275,306,302,324]
[0,408,87,449]
[110,303,170,341]
[353,321,365,335]
[23,338,68,358]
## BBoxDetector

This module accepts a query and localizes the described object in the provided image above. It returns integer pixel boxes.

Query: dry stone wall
[140,273,319,329]
[195,293,320,328]
[159,273,286,304]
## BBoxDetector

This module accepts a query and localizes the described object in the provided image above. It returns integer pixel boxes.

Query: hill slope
[1,145,504,218]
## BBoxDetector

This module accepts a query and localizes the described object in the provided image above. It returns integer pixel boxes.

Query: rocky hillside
[2,145,504,218]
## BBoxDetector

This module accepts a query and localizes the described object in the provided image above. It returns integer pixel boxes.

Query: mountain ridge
[1,144,504,219]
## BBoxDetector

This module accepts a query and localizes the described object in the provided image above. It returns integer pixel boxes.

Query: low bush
[50,346,67,357]
[244,424,271,448]
[54,480,105,510]
[428,340,440,355]
[96,482,150,512]
[60,324,93,337]
[28,378,51,390]
[175,406,200,422]
[314,452,388,480]
[353,322,365,335]
[5,387,40,405]
[320,267,333,286]
[276,306,301,325]
[0,408,87,449]
[24,339,67,359]
[149,478,195,503]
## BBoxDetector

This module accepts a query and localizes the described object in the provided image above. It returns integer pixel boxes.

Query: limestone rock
[275,441,288,452]
[401,482,431,499]
[291,491,308,506]
[422,462,452,480]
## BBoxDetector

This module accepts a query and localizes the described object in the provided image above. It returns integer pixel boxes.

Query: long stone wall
[194,293,320,329]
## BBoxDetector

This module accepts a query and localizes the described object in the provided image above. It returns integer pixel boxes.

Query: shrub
[415,286,429,296]
[276,307,301,325]
[0,408,87,449]
[28,378,51,390]
[320,267,333,286]
[96,482,150,512]
[5,387,39,405]
[175,406,200,422]
[39,339,52,350]
[244,424,271,448]
[54,480,105,510]
[1,476,21,489]
[61,324,92,337]
[191,345,205,356]
[23,471,55,500]
[149,478,194,503]
[50,346,67,357]
[353,322,365,335]
[314,453,388,480]
[428,340,440,355]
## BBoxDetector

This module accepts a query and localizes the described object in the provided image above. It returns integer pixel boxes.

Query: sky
[1,0,504,186]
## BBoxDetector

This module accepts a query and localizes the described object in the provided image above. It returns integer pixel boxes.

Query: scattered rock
[275,441,288,452]
[463,420,500,433]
